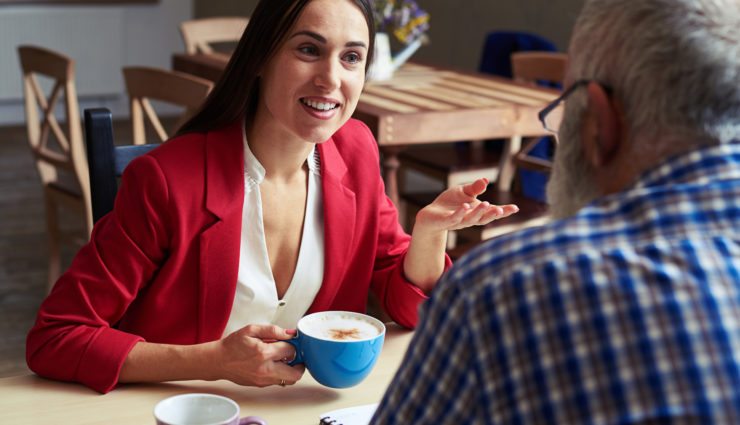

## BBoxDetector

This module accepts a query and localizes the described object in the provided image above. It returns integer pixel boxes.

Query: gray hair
[569,0,740,151]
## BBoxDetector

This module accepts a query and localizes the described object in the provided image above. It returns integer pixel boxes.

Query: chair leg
[497,135,522,192]
[44,194,61,291]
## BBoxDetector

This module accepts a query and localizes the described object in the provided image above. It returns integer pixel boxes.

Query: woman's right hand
[216,324,305,387]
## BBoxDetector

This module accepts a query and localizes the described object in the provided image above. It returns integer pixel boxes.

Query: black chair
[84,108,158,223]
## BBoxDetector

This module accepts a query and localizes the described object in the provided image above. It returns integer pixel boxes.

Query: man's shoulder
[450,214,586,272]
[443,195,647,293]
[443,178,738,295]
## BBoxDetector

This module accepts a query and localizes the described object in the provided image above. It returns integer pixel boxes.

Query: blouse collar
[242,126,320,184]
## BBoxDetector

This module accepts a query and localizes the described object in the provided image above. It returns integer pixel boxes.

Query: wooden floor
[0,119,167,378]
[0,124,46,378]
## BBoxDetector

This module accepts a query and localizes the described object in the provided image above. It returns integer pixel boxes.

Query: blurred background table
[0,326,413,425]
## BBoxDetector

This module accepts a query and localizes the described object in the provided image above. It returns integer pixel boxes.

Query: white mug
[154,393,267,425]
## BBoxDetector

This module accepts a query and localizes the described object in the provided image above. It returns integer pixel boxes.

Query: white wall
[0,0,193,125]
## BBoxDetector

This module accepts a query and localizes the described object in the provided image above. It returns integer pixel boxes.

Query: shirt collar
[242,125,321,184]
[634,140,740,189]
[243,134,266,184]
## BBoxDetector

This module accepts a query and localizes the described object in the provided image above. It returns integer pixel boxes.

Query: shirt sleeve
[370,273,482,424]
[25,154,171,393]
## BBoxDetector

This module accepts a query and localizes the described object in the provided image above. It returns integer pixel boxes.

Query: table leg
[497,135,522,192]
[380,146,404,207]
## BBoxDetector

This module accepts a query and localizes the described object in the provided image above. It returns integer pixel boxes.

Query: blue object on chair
[478,31,557,77]
[478,31,558,203]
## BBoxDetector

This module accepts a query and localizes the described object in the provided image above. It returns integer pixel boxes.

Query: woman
[26,0,518,394]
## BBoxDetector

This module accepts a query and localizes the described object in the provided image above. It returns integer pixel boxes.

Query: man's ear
[581,82,622,167]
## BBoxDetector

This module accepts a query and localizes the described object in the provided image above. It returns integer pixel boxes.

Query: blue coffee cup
[287,311,385,388]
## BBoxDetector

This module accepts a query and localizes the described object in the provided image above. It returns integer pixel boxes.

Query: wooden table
[172,53,560,206]
[0,327,413,425]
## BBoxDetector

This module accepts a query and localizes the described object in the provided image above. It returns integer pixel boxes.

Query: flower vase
[368,32,395,81]
[368,32,424,82]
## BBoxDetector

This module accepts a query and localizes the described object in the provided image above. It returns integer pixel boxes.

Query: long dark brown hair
[177,0,376,135]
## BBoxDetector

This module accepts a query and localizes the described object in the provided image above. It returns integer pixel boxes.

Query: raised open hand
[413,178,519,233]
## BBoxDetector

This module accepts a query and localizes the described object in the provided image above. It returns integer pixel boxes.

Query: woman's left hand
[414,178,519,233]
[403,178,519,293]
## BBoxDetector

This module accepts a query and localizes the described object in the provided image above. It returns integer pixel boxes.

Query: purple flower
[371,0,430,45]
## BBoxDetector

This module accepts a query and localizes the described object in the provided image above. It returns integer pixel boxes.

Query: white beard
[546,97,602,220]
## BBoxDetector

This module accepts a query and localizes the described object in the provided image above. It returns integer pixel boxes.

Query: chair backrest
[84,108,158,223]
[507,51,568,198]
[122,66,213,145]
[179,17,249,54]
[511,51,568,88]
[18,45,92,234]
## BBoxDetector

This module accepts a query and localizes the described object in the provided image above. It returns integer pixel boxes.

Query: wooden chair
[122,66,213,145]
[511,51,568,86]
[508,52,567,177]
[84,108,158,224]
[18,45,92,289]
[179,17,249,55]
[404,51,567,255]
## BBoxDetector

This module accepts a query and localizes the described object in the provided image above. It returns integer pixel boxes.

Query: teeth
[302,99,338,111]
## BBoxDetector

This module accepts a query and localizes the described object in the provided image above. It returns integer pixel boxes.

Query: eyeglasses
[538,79,611,133]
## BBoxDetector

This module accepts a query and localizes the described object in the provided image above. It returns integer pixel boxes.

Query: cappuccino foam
[302,314,381,341]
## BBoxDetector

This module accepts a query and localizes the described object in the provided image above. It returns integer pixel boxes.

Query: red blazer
[26,119,451,393]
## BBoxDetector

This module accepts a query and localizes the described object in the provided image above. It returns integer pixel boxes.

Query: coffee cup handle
[286,337,303,366]
[240,416,267,425]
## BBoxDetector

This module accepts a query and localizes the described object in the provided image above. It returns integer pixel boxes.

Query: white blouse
[222,128,325,336]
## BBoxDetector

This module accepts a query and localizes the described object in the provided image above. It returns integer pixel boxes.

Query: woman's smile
[299,97,341,120]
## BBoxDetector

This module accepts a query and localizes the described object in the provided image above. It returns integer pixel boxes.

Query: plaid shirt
[371,141,740,425]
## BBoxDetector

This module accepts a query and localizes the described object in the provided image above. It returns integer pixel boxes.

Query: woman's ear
[582,82,623,167]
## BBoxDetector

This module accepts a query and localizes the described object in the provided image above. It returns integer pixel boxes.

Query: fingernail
[286,329,297,335]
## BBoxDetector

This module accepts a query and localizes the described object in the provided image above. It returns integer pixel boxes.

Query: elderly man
[370,0,740,424]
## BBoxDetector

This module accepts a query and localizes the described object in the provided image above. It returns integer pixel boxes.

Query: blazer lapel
[198,121,244,341]
[309,139,356,312]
